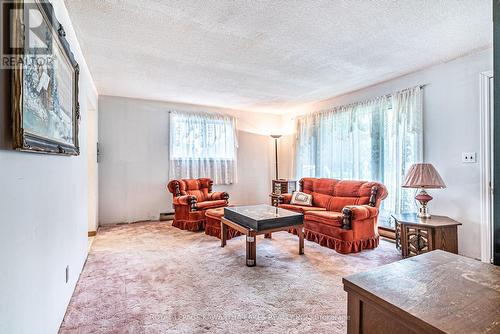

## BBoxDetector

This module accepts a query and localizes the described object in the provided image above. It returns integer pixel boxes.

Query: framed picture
[10,0,80,155]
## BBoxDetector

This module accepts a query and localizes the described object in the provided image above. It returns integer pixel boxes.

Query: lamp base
[415,189,433,219]
[417,209,431,219]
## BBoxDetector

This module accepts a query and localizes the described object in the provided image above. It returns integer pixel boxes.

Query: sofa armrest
[207,191,229,201]
[279,193,293,204]
[346,205,379,220]
[342,205,379,229]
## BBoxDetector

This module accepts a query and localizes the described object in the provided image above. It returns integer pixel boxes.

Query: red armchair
[167,178,229,231]
[279,178,388,254]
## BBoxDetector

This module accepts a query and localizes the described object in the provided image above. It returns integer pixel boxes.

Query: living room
[0,1,499,333]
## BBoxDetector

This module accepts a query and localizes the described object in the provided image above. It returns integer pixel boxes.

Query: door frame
[479,71,493,263]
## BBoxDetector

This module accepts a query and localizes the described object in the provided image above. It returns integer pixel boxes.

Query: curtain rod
[358,83,427,101]
[167,110,229,115]
[378,84,427,99]
[167,110,236,119]
[298,84,427,118]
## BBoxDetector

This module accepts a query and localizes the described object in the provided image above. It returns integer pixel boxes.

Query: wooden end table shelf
[392,213,462,258]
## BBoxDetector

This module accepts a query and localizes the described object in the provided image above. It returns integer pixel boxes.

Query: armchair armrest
[342,205,379,229]
[207,191,229,201]
[173,195,197,206]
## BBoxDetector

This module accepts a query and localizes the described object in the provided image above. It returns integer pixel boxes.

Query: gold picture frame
[10,0,80,155]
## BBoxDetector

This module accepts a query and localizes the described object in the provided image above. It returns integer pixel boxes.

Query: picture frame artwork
[10,0,80,155]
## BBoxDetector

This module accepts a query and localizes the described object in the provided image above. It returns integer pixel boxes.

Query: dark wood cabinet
[270,179,297,207]
[392,213,461,258]
[272,179,296,195]
[343,251,500,334]
[269,194,283,207]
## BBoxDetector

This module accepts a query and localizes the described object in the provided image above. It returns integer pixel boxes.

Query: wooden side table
[391,213,461,258]
[269,193,283,207]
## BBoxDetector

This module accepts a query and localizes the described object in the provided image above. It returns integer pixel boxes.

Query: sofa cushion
[310,192,331,208]
[305,211,343,227]
[196,200,227,210]
[302,178,338,195]
[178,178,211,201]
[290,191,313,206]
[327,196,370,212]
[279,204,326,213]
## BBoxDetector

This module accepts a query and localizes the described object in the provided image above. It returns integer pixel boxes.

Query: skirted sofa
[167,178,229,231]
[279,178,387,254]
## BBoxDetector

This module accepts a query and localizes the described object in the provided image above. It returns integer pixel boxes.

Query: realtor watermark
[1,0,55,69]
[150,311,349,325]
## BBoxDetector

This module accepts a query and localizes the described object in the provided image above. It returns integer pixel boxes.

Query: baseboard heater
[160,212,175,221]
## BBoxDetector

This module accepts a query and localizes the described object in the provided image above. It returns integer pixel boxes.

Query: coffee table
[220,204,304,267]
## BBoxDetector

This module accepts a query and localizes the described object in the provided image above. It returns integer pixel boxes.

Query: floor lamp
[270,135,282,179]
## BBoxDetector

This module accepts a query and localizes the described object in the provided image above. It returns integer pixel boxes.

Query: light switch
[462,152,476,163]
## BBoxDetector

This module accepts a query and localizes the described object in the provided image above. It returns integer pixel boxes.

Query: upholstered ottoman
[205,207,242,240]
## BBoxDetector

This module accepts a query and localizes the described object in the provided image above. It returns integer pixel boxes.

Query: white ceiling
[65,0,492,115]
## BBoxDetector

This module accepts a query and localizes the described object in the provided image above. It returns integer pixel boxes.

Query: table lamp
[402,163,446,218]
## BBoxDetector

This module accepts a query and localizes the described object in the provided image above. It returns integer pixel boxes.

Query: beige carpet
[59,221,401,334]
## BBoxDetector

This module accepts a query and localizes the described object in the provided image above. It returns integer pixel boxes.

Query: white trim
[479,71,493,263]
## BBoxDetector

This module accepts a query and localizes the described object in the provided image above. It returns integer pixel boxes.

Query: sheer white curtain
[169,111,238,185]
[295,86,423,217]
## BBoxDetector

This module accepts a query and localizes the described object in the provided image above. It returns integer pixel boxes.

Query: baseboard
[116,219,156,225]
[381,236,396,244]
[160,212,175,221]
[378,227,395,240]
[88,231,97,237]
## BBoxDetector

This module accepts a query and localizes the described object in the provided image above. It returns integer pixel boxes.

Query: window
[169,111,237,184]
[295,86,423,220]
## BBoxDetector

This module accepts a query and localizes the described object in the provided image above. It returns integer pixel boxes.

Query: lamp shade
[402,163,446,189]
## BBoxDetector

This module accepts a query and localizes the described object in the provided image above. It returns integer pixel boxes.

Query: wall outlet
[462,152,476,163]
[65,265,69,283]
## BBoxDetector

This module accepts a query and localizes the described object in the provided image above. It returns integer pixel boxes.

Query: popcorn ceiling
[64,0,491,115]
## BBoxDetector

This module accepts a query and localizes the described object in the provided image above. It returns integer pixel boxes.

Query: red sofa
[279,178,387,254]
[167,178,229,231]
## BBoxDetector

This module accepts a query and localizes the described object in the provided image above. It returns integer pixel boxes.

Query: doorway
[87,106,99,242]
[480,71,493,263]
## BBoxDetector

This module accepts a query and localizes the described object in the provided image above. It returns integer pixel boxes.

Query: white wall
[87,106,99,232]
[0,1,98,333]
[279,48,492,259]
[98,96,280,225]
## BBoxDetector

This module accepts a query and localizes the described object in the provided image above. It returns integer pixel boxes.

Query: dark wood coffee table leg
[246,232,257,267]
[297,226,304,255]
[220,221,227,247]
[264,233,272,239]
